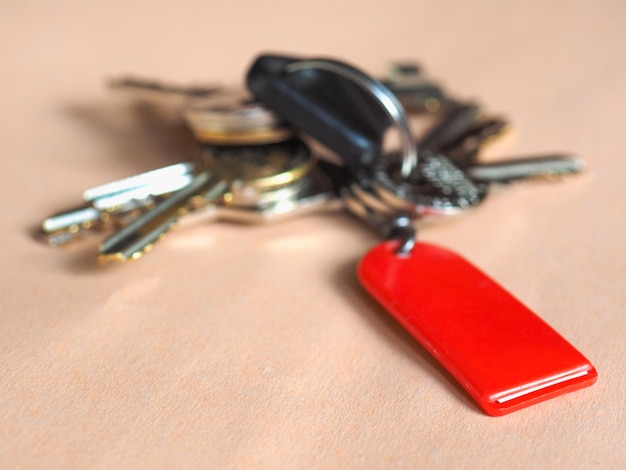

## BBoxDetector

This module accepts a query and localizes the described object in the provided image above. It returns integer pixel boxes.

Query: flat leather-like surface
[1,0,625,467]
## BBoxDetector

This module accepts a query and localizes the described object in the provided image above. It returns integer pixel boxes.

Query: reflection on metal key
[40,163,195,246]
[109,76,222,101]
[99,139,314,262]
[465,154,586,184]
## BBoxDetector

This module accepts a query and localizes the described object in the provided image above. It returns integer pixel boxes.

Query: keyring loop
[283,59,417,178]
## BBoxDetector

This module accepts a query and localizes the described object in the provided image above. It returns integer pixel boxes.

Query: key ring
[283,59,417,179]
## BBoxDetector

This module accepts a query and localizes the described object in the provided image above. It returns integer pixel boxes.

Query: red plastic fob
[358,240,597,416]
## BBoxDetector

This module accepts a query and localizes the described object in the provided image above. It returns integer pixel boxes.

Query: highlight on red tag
[358,240,597,416]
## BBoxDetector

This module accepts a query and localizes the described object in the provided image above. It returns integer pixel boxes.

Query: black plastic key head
[246,54,391,170]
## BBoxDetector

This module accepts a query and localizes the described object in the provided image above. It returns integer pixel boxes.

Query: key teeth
[43,230,76,247]
[98,220,176,263]
[40,225,90,247]
[98,246,150,263]
[98,252,127,264]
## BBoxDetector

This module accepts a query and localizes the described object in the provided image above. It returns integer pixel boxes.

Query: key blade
[109,77,221,99]
[42,205,101,234]
[442,117,512,168]
[418,103,482,152]
[99,172,228,263]
[466,155,586,184]
[91,174,195,212]
[83,162,194,203]
[41,205,105,246]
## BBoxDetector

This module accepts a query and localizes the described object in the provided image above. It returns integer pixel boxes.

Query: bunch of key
[40,54,597,416]
[40,54,583,260]
[41,84,342,260]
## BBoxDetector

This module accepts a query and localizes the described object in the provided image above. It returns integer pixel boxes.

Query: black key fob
[246,54,391,170]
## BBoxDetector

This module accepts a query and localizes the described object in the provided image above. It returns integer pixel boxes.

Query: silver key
[41,205,108,247]
[99,140,315,262]
[109,76,221,101]
[40,141,325,249]
[84,162,193,207]
[465,155,586,184]
[40,163,195,246]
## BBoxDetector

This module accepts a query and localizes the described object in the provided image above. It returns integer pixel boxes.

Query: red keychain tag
[358,240,597,416]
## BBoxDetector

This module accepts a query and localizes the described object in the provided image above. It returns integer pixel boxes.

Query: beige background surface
[1,0,625,468]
